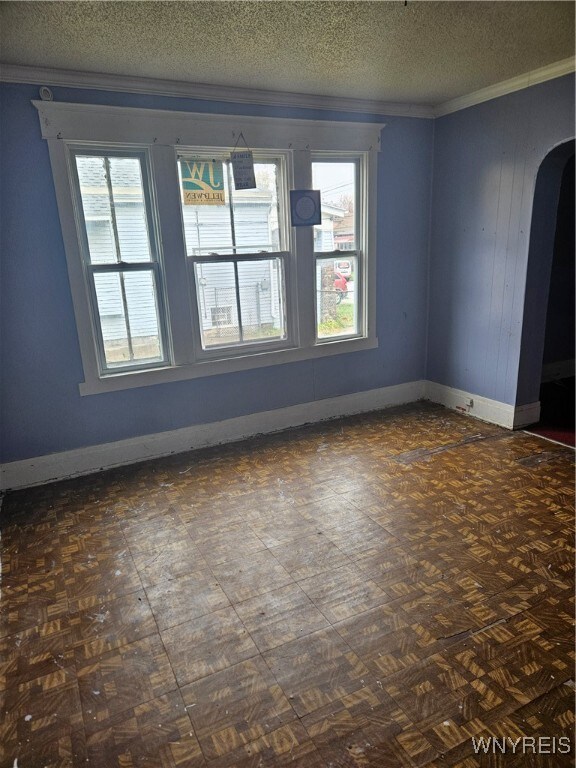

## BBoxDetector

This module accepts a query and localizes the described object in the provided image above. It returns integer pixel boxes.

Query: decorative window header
[33,100,385,152]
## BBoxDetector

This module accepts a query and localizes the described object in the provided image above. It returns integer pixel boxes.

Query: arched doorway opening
[517,139,574,444]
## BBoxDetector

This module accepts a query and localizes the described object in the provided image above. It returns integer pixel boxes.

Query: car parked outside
[333,270,348,303]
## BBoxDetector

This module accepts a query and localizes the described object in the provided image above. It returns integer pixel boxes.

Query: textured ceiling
[1,1,574,106]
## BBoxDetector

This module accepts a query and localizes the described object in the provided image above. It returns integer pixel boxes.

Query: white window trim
[34,101,382,395]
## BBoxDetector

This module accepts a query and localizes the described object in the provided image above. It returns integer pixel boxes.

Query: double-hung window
[177,153,292,354]
[72,150,168,372]
[37,102,381,393]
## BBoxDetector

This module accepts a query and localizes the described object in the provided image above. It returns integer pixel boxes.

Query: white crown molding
[0,63,435,119]
[435,57,575,117]
[2,59,573,120]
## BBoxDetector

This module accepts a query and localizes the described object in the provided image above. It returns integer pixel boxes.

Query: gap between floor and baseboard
[0,380,539,492]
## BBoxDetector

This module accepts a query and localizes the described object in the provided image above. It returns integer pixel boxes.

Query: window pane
[195,262,240,347]
[76,155,152,264]
[316,256,358,339]
[195,258,285,348]
[94,271,163,367]
[312,162,356,253]
[179,158,283,255]
[233,164,282,253]
[237,260,285,342]
[108,158,152,262]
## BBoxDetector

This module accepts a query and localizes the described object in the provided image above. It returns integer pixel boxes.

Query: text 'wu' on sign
[181,159,225,205]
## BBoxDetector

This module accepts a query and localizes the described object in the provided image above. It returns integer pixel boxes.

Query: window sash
[187,251,293,357]
[89,264,167,372]
[311,155,361,254]
[177,152,288,257]
[314,250,364,342]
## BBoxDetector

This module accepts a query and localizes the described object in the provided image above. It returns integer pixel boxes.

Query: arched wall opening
[516,140,575,411]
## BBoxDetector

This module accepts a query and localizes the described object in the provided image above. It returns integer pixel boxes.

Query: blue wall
[427,75,575,406]
[3,74,573,465]
[0,83,433,463]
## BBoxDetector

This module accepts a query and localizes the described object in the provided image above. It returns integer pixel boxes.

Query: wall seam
[423,116,436,380]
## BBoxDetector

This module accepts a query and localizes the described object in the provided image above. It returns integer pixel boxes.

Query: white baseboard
[424,381,540,430]
[511,401,542,429]
[0,380,426,491]
[541,359,575,383]
[0,379,544,492]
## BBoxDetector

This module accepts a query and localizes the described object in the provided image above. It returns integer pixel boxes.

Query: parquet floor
[1,402,574,767]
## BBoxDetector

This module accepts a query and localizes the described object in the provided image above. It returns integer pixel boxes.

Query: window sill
[78,335,378,395]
